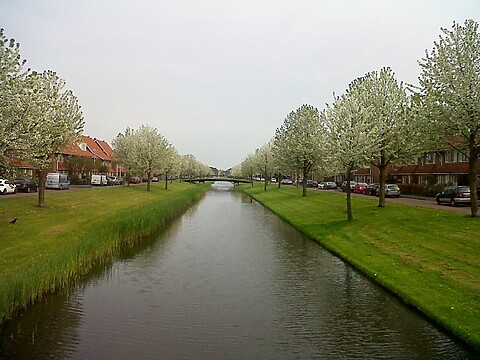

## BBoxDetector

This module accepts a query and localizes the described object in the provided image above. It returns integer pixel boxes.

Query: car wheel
[27,187,31,193]
[436,198,441,205]
[1,189,6,195]
[451,199,456,207]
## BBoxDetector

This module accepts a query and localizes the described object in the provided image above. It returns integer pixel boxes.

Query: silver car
[384,184,401,198]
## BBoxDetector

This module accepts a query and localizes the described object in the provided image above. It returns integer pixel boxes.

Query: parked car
[13,178,38,193]
[353,182,368,194]
[342,181,356,192]
[384,184,401,198]
[365,183,380,196]
[152,176,159,182]
[306,180,318,188]
[324,181,337,190]
[317,181,337,189]
[281,178,293,185]
[0,179,17,195]
[107,176,116,186]
[129,176,142,184]
[435,186,470,206]
[107,176,123,185]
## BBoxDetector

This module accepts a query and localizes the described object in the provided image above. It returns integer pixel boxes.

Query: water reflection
[211,181,234,191]
[0,190,476,359]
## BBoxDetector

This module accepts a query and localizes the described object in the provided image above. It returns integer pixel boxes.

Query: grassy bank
[0,182,208,323]
[241,183,480,351]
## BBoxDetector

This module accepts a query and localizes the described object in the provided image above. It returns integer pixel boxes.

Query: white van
[46,173,70,189]
[91,174,107,186]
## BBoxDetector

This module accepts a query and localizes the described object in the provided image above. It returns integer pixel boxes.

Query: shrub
[398,183,445,197]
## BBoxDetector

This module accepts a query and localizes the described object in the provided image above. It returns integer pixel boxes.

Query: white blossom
[418,19,480,217]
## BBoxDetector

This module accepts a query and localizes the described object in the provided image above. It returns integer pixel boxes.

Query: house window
[445,150,455,163]
[458,151,468,162]
[425,152,435,164]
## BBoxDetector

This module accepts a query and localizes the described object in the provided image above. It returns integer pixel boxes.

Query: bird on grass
[9,218,17,224]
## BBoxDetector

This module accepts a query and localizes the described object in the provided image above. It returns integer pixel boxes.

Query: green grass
[0,182,208,323]
[241,183,480,351]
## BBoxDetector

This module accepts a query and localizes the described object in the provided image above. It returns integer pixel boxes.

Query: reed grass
[0,182,208,323]
[241,183,480,351]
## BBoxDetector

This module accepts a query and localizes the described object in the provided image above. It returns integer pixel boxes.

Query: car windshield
[458,186,470,192]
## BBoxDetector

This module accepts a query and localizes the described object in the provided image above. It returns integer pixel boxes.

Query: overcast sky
[1,1,478,169]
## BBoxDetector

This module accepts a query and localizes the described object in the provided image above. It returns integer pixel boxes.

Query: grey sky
[1,1,478,169]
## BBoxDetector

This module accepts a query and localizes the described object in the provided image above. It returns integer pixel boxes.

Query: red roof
[62,141,95,158]
[94,138,113,158]
[80,136,113,161]
[6,157,36,169]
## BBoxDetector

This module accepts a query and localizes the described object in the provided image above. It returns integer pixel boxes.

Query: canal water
[0,183,476,358]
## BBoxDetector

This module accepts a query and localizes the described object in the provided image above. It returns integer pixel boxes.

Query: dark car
[13,178,38,193]
[324,181,337,190]
[435,186,470,207]
[365,183,380,196]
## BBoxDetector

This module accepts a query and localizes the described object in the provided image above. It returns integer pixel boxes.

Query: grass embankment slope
[0,182,208,323]
[242,184,480,351]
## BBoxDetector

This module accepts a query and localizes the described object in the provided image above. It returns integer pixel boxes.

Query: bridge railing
[182,177,252,184]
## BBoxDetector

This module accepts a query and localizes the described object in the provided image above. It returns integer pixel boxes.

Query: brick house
[335,147,478,186]
[390,148,475,186]
[11,135,125,183]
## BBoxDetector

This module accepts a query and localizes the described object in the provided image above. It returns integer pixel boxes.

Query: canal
[0,183,475,358]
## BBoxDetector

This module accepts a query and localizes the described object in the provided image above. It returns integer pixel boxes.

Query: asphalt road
[322,188,472,214]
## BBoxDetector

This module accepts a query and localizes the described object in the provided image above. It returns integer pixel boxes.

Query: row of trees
[0,28,84,207]
[112,125,211,191]
[1,28,209,205]
[234,20,480,219]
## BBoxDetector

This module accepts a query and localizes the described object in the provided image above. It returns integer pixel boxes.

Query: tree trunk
[302,167,307,197]
[376,150,387,208]
[346,171,353,221]
[278,172,282,188]
[37,169,45,208]
[146,170,151,192]
[377,164,387,208]
[165,173,168,190]
[468,137,478,217]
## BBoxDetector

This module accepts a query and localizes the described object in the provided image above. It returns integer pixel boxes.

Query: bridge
[182,177,252,185]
